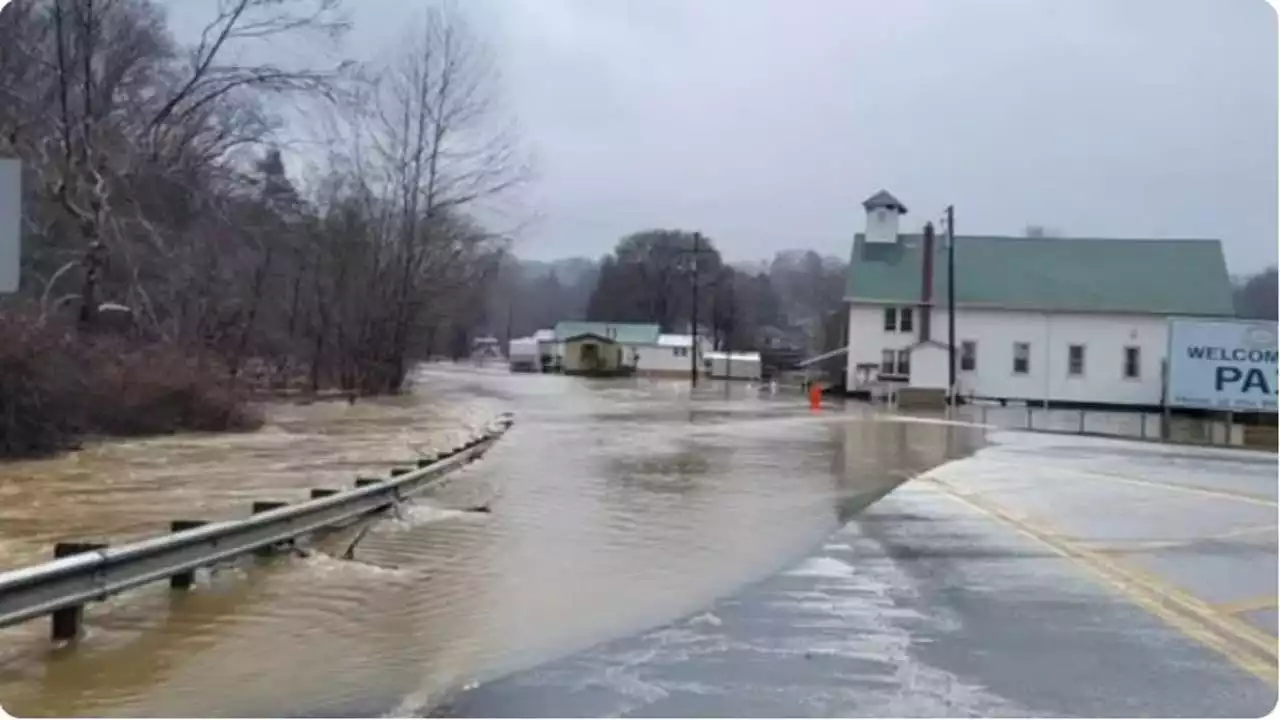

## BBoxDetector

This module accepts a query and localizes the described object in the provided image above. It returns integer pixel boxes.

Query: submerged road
[3,365,1273,717]
[0,366,978,717]
[438,427,1279,718]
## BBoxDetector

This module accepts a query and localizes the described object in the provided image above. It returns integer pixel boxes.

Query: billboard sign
[1167,318,1278,413]
[0,159,18,293]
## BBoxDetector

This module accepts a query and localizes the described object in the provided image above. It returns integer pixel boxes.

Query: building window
[896,349,911,376]
[899,308,914,333]
[1012,342,1030,375]
[883,307,897,332]
[960,340,977,372]
[1123,346,1141,379]
[672,347,688,357]
[1067,344,1085,376]
[880,349,896,375]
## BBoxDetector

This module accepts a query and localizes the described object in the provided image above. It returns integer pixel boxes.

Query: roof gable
[909,339,951,351]
[862,190,908,214]
[562,332,616,344]
[553,321,661,344]
[845,234,1235,316]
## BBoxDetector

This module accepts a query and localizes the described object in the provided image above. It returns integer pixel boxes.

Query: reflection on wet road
[0,366,981,717]
[436,428,1278,718]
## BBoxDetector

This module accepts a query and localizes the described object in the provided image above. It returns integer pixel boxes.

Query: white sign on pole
[0,159,19,294]
[1166,318,1278,413]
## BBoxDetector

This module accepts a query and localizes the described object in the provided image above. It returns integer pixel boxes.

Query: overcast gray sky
[172,0,1278,273]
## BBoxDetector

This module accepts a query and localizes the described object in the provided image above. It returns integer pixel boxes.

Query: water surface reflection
[0,367,980,717]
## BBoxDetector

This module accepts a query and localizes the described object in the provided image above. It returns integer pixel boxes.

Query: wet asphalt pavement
[436,427,1279,718]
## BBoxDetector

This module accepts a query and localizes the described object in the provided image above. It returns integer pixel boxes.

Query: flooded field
[0,365,982,717]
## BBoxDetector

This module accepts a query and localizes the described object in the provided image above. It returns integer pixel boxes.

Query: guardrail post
[355,477,381,488]
[51,541,107,642]
[310,488,338,499]
[251,502,288,557]
[1078,410,1086,434]
[168,521,208,589]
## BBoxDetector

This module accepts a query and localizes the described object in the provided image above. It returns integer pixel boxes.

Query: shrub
[0,314,85,456]
[0,312,262,459]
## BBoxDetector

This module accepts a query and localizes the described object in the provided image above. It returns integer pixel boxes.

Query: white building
[507,337,540,372]
[635,333,710,377]
[548,322,725,378]
[704,351,763,381]
[841,190,1237,408]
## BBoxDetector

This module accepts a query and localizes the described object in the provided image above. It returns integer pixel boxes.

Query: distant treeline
[1233,267,1278,321]
[486,237,850,353]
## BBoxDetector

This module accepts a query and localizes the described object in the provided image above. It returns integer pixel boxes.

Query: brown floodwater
[0,365,982,717]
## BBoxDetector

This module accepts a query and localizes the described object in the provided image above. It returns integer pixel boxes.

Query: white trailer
[705,351,762,380]
[508,337,540,372]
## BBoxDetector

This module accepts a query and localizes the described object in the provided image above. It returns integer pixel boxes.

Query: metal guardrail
[0,412,515,641]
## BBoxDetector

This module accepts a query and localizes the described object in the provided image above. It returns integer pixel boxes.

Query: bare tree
[321,4,528,389]
[0,0,535,456]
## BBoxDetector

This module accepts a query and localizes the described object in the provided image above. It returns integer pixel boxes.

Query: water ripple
[0,365,981,717]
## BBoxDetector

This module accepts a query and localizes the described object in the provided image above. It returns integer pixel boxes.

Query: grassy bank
[0,314,263,459]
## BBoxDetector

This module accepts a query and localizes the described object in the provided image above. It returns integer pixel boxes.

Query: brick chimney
[919,222,935,342]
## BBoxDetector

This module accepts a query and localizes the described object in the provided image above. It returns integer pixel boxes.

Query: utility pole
[504,299,514,352]
[690,231,702,388]
[724,283,734,387]
[945,205,956,406]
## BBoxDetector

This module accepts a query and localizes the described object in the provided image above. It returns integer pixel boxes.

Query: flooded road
[0,365,981,717]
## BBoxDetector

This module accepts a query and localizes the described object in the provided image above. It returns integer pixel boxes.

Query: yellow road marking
[971,479,1279,660]
[1071,467,1277,507]
[1215,596,1280,616]
[1076,538,1278,662]
[1079,524,1279,554]
[923,476,1278,686]
[978,458,1277,507]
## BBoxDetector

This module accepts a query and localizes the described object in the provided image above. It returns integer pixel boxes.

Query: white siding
[508,338,538,360]
[909,344,949,390]
[637,343,692,374]
[635,336,711,376]
[705,351,762,380]
[845,304,918,384]
[846,302,1170,406]
[865,206,901,245]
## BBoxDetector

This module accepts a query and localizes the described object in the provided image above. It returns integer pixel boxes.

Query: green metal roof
[845,234,1235,316]
[553,321,661,344]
